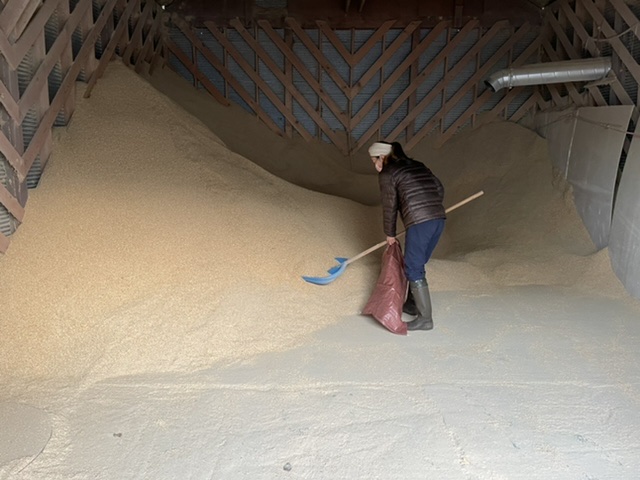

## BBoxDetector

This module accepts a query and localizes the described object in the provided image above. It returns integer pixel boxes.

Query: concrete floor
[2,284,639,479]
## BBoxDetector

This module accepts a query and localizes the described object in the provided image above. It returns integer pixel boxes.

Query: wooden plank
[12,0,64,69]
[56,0,75,125]
[175,20,283,136]
[228,18,347,146]
[148,32,166,75]
[284,17,350,94]
[284,27,292,137]
[257,19,350,129]
[579,0,640,88]
[316,20,352,63]
[12,0,41,40]
[208,20,322,144]
[560,1,635,108]
[84,0,139,98]
[429,37,542,147]
[407,28,420,140]
[122,0,152,66]
[351,20,396,65]
[351,20,454,127]
[0,0,33,37]
[18,0,90,122]
[350,20,422,99]
[0,130,24,177]
[0,176,25,221]
[0,52,24,177]
[545,8,606,105]
[509,92,539,123]
[0,26,17,68]
[404,23,533,150]
[609,0,640,42]
[31,30,54,174]
[0,230,9,254]
[134,7,162,74]
[356,19,504,151]
[0,76,19,120]
[20,0,119,178]
[166,40,230,106]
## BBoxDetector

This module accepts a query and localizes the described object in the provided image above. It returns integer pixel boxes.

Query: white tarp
[566,106,633,249]
[609,133,640,298]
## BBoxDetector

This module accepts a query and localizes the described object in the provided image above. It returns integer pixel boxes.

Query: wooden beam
[349,20,422,99]
[122,0,152,66]
[134,7,162,73]
[545,8,606,105]
[17,0,91,122]
[434,38,542,145]
[509,92,539,123]
[257,19,350,129]
[13,0,65,68]
[350,20,455,129]
[166,40,229,106]
[284,17,350,94]
[0,0,34,37]
[175,20,283,136]
[356,19,504,151]
[0,130,25,178]
[578,0,640,88]
[609,0,640,43]
[351,20,396,65]
[0,180,25,221]
[0,230,9,254]
[84,0,139,98]
[228,18,348,148]
[20,0,119,178]
[407,23,534,149]
[11,0,41,40]
[560,1,635,108]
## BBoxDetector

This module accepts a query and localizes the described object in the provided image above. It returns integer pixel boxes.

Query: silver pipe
[485,57,612,92]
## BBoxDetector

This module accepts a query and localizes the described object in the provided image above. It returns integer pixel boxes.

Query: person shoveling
[367,141,446,331]
[302,141,482,334]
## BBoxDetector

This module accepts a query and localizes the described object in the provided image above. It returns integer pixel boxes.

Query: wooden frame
[0,0,166,253]
[165,17,542,157]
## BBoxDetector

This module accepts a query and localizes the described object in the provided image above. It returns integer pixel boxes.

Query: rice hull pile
[0,62,630,384]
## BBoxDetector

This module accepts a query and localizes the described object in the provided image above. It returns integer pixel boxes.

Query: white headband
[368,142,392,158]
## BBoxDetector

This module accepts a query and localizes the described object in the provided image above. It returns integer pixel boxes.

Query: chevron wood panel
[539,0,640,118]
[166,18,541,158]
[0,0,166,253]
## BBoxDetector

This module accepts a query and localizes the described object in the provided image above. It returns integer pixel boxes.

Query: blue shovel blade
[327,257,348,274]
[302,261,348,285]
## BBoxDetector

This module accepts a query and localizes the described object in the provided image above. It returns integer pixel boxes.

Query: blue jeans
[404,219,445,281]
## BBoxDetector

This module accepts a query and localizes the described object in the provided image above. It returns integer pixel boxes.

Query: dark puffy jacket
[378,158,445,237]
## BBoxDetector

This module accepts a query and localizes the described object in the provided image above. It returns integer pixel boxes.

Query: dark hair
[390,142,409,160]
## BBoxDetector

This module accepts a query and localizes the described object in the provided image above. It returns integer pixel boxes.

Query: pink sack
[362,242,408,335]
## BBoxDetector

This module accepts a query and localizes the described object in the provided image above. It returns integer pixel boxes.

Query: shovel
[302,190,484,285]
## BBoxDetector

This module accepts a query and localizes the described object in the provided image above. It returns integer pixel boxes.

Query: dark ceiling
[163,0,557,28]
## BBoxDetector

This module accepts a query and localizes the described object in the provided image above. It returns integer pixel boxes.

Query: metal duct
[485,57,612,92]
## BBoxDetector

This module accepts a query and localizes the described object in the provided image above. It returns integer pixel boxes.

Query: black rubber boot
[406,278,433,331]
[403,287,418,316]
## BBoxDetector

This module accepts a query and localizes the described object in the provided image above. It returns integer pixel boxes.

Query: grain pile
[0,61,628,384]
[0,63,380,382]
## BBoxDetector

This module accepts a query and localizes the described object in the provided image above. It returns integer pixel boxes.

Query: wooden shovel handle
[344,190,484,266]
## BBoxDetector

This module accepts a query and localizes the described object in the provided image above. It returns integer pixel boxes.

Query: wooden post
[284,25,293,138]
